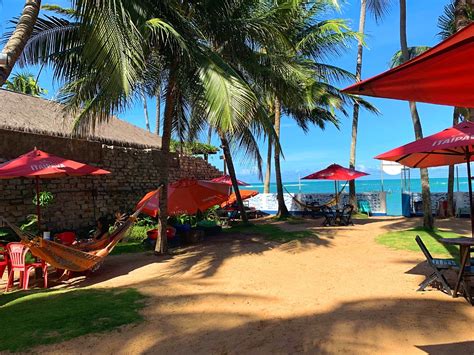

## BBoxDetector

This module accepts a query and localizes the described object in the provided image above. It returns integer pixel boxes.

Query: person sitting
[73,217,110,251]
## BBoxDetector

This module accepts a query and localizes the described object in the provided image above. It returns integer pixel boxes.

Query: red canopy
[0,149,110,178]
[342,23,474,108]
[211,175,249,186]
[137,179,230,217]
[376,121,474,168]
[221,190,259,208]
[302,164,369,181]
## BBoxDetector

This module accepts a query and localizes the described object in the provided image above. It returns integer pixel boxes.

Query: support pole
[35,176,41,231]
[466,150,474,237]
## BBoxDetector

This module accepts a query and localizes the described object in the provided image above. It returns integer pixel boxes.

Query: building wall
[0,130,222,231]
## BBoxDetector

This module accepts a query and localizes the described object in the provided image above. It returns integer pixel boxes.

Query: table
[439,237,474,302]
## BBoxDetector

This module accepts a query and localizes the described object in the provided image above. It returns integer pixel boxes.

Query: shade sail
[0,149,110,178]
[137,179,230,217]
[221,190,259,208]
[302,164,369,181]
[342,23,474,108]
[375,121,474,168]
[211,175,249,186]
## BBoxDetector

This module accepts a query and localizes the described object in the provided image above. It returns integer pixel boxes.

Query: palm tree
[0,0,41,86]
[349,0,392,209]
[399,0,433,229]
[4,71,46,96]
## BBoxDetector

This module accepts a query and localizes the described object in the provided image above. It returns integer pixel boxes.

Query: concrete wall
[0,130,222,231]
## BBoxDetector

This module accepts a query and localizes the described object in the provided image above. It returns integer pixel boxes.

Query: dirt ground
[13,217,474,353]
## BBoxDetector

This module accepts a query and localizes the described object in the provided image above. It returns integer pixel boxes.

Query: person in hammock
[72,217,110,251]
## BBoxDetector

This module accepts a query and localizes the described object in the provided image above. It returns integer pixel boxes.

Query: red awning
[137,179,230,217]
[211,175,249,186]
[302,164,368,181]
[375,121,474,168]
[221,190,259,208]
[0,148,110,178]
[342,23,474,108]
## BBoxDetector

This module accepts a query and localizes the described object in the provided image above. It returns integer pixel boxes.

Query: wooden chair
[338,204,354,226]
[415,235,457,295]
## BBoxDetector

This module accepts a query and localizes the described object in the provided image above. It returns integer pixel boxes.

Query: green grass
[376,227,461,260]
[352,212,369,219]
[111,242,149,255]
[0,288,146,352]
[225,223,316,243]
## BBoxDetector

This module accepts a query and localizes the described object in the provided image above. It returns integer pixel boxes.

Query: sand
[12,217,474,353]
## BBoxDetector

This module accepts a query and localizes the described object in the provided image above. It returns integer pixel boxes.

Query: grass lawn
[376,226,461,260]
[0,288,146,352]
[225,223,317,243]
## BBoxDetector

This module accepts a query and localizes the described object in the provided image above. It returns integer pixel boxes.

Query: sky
[0,0,462,183]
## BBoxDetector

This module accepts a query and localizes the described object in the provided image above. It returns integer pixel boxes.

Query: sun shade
[342,23,474,108]
[302,164,368,181]
[221,190,259,208]
[211,175,249,186]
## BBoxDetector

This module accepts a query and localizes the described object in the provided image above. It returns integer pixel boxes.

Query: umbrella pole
[334,180,338,206]
[35,176,41,231]
[466,151,474,237]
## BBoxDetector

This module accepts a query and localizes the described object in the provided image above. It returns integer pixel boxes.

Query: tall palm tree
[0,0,41,86]
[399,0,433,229]
[349,0,392,209]
[4,71,46,96]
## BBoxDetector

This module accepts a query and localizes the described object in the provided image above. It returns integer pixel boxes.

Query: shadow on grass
[0,288,146,352]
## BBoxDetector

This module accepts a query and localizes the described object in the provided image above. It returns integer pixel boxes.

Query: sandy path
[28,217,474,354]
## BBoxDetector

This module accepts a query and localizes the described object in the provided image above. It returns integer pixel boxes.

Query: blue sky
[0,1,461,183]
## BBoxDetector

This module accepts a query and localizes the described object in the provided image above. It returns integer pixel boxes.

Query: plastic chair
[358,200,372,216]
[0,245,8,279]
[5,242,48,292]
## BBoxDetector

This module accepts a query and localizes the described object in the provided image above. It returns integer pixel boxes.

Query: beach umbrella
[376,121,474,236]
[0,148,110,228]
[221,190,259,208]
[137,179,230,217]
[342,23,474,108]
[302,164,369,204]
[211,175,249,186]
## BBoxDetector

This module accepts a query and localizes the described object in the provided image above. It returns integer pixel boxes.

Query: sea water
[246,177,470,216]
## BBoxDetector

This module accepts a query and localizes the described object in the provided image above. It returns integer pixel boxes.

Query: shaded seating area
[321,204,355,227]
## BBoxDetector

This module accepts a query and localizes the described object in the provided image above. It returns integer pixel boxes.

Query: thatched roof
[0,89,162,149]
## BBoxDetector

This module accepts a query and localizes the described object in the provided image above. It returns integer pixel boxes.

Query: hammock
[283,182,349,212]
[2,189,161,272]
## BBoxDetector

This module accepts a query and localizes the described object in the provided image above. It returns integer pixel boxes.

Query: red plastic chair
[5,242,48,291]
[0,245,8,280]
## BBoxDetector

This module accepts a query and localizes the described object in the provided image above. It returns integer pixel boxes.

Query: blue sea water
[246,178,470,216]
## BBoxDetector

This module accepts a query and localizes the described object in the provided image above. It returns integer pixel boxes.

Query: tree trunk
[0,0,41,86]
[400,0,433,229]
[455,0,474,29]
[263,137,272,194]
[447,107,461,217]
[219,133,248,223]
[205,126,212,162]
[141,87,151,132]
[155,85,161,136]
[155,67,177,254]
[274,97,290,218]
[349,0,367,211]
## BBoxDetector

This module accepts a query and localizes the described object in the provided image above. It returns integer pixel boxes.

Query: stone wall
[0,130,222,231]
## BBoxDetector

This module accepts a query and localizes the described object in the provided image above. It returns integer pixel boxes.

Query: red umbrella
[376,121,474,235]
[211,175,249,186]
[221,190,259,208]
[302,164,369,204]
[342,23,474,108]
[0,148,110,228]
[137,179,230,217]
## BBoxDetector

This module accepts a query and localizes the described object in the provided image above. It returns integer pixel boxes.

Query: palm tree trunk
[400,0,433,229]
[205,126,212,162]
[155,85,161,136]
[0,0,41,86]
[263,137,272,194]
[455,0,474,29]
[349,0,367,211]
[274,97,289,218]
[219,133,248,223]
[447,107,461,217]
[155,67,177,254]
[141,87,151,132]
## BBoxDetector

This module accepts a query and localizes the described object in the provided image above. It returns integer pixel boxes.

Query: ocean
[246,177,470,216]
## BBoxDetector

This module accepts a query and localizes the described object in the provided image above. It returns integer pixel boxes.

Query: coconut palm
[348,0,392,210]
[4,71,47,96]
[0,0,41,86]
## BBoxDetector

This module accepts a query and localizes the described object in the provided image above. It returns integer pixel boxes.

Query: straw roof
[0,89,162,149]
